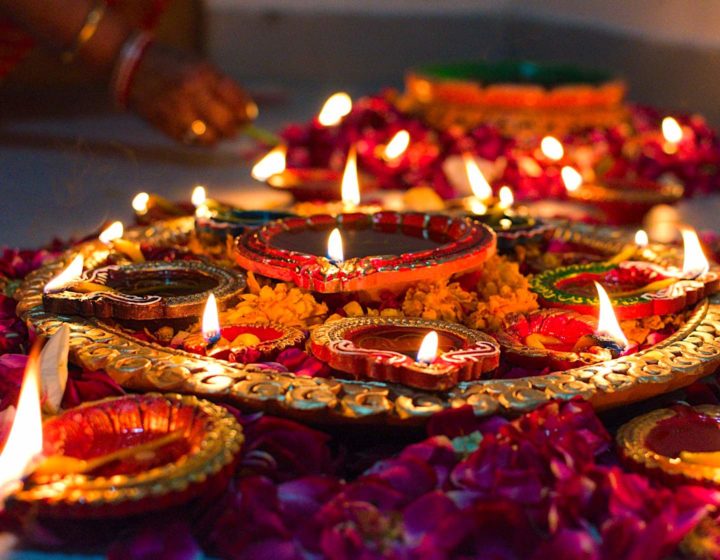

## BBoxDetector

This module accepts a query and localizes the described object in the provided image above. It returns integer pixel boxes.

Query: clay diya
[183,322,305,363]
[566,177,684,225]
[234,211,496,294]
[496,309,623,371]
[618,405,720,487]
[531,261,720,319]
[11,393,243,518]
[195,209,296,248]
[43,260,246,321]
[310,316,500,390]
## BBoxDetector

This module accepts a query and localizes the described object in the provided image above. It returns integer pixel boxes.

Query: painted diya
[496,309,622,371]
[618,405,720,487]
[183,322,305,363]
[567,177,684,225]
[531,261,720,319]
[195,209,296,248]
[470,211,554,255]
[310,316,500,390]
[11,393,243,518]
[43,260,246,321]
[234,211,496,293]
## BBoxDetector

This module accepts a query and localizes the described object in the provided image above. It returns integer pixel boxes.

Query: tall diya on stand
[311,316,500,390]
[233,211,497,294]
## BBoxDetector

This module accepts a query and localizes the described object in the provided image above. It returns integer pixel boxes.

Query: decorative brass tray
[16,217,720,426]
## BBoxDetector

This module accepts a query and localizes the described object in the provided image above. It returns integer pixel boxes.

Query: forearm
[0,0,133,74]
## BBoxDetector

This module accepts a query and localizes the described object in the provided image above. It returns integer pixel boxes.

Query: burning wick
[681,228,710,279]
[540,136,564,161]
[635,229,649,248]
[561,166,583,193]
[99,221,144,263]
[498,186,514,211]
[662,116,683,152]
[608,229,650,265]
[251,145,287,182]
[317,92,352,127]
[594,282,629,349]
[341,146,361,210]
[202,293,221,346]
[44,255,84,294]
[416,330,439,365]
[191,186,207,208]
[383,130,410,161]
[327,228,344,264]
[132,192,150,215]
[463,153,492,202]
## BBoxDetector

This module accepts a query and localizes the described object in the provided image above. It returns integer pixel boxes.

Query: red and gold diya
[11,393,243,518]
[310,316,500,390]
[234,211,496,293]
[42,260,246,321]
[496,309,622,371]
[531,261,720,319]
[618,405,720,487]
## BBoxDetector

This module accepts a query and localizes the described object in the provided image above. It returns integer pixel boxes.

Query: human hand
[127,43,257,146]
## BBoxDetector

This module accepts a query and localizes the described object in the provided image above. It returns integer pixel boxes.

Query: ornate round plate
[15,217,720,426]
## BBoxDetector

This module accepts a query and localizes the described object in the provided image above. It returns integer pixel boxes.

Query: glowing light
[469,198,488,215]
[0,343,43,500]
[202,293,221,345]
[635,230,649,248]
[327,228,344,263]
[561,166,583,192]
[383,130,410,161]
[132,192,150,215]
[251,145,287,181]
[498,186,514,210]
[191,186,207,208]
[416,331,439,364]
[594,282,629,348]
[99,221,124,244]
[662,117,683,144]
[195,204,212,219]
[681,228,710,278]
[317,92,352,127]
[463,153,492,201]
[341,146,361,208]
[540,136,564,161]
[44,255,83,294]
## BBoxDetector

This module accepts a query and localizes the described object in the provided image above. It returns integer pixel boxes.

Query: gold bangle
[61,2,106,64]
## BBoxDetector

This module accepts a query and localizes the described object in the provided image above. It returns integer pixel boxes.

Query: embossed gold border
[15,217,720,425]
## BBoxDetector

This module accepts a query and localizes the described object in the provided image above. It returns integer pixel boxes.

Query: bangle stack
[110,31,154,109]
[61,1,107,64]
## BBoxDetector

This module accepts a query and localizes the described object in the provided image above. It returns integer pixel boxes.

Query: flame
[191,185,207,208]
[594,282,628,348]
[132,192,150,215]
[462,153,492,201]
[341,146,361,208]
[469,198,488,215]
[635,229,649,247]
[561,166,583,192]
[202,293,221,344]
[318,92,352,126]
[0,343,43,498]
[662,117,683,144]
[99,221,124,244]
[44,254,84,294]
[416,330,439,364]
[681,228,710,278]
[195,204,213,219]
[383,130,410,160]
[251,145,287,181]
[540,136,564,161]
[327,228,344,263]
[498,186,514,210]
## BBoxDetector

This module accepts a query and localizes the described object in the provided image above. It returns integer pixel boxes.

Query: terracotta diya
[310,316,500,390]
[496,309,622,371]
[566,177,684,225]
[234,211,496,293]
[183,321,305,363]
[195,209,296,247]
[11,393,243,518]
[618,405,720,487]
[531,261,720,319]
[43,260,246,321]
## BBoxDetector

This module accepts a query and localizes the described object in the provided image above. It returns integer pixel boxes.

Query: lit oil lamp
[606,229,650,264]
[382,129,411,163]
[310,316,500,390]
[99,221,145,263]
[661,116,683,155]
[43,260,246,321]
[531,227,720,319]
[234,211,496,294]
[183,294,304,363]
[131,190,195,225]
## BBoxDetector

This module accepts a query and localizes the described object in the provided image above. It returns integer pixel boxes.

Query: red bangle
[110,31,154,109]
